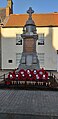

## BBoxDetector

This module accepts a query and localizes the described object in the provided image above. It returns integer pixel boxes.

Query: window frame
[38,33,44,45]
[16,34,22,45]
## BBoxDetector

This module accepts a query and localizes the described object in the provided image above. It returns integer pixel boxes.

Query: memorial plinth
[18,7,40,70]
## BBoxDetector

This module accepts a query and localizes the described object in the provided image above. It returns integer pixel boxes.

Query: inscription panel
[24,38,36,52]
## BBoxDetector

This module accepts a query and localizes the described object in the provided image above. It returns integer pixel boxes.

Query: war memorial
[0,7,58,119]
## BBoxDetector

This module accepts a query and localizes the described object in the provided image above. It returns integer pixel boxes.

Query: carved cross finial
[27,7,34,18]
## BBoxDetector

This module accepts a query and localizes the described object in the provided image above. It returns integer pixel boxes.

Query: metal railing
[0,72,9,81]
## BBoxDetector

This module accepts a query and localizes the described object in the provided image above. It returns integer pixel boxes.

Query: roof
[3,13,58,27]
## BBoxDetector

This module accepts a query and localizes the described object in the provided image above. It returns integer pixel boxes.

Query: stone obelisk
[18,7,40,70]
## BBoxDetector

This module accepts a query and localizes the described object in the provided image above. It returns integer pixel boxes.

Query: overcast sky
[0,0,58,14]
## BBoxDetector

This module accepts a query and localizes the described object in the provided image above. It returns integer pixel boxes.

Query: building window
[8,60,13,63]
[0,19,1,23]
[57,50,58,54]
[16,34,22,45]
[38,53,45,68]
[16,53,22,67]
[38,33,44,45]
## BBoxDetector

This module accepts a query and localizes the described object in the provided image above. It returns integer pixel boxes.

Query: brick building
[0,0,13,68]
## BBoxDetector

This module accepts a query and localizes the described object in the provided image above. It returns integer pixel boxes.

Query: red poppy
[19,69,26,81]
[5,81,10,85]
[42,71,48,80]
[8,72,15,80]
[19,69,25,74]
[26,69,31,74]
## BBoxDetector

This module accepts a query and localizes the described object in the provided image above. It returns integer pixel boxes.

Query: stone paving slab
[0,89,58,116]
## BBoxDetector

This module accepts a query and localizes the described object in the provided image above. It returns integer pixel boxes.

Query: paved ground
[0,89,58,117]
[0,70,58,118]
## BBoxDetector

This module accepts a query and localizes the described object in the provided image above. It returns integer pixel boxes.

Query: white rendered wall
[1,28,23,69]
[53,27,58,71]
[1,27,57,70]
[36,27,57,70]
